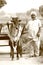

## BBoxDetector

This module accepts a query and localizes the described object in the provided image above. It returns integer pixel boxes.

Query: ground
[0,54,43,65]
[0,40,43,65]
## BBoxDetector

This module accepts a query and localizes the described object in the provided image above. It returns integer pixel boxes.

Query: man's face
[31,14,36,20]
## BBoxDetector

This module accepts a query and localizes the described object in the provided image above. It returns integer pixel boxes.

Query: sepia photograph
[0,0,43,65]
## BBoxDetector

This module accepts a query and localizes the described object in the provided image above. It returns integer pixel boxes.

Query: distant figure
[25,11,42,57]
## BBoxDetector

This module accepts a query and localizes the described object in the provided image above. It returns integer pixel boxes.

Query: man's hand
[37,32,40,37]
[37,27,41,37]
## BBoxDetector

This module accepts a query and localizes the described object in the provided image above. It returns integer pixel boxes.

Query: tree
[0,0,7,8]
[39,5,43,17]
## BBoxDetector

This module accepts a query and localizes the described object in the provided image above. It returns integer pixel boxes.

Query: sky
[0,0,43,13]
